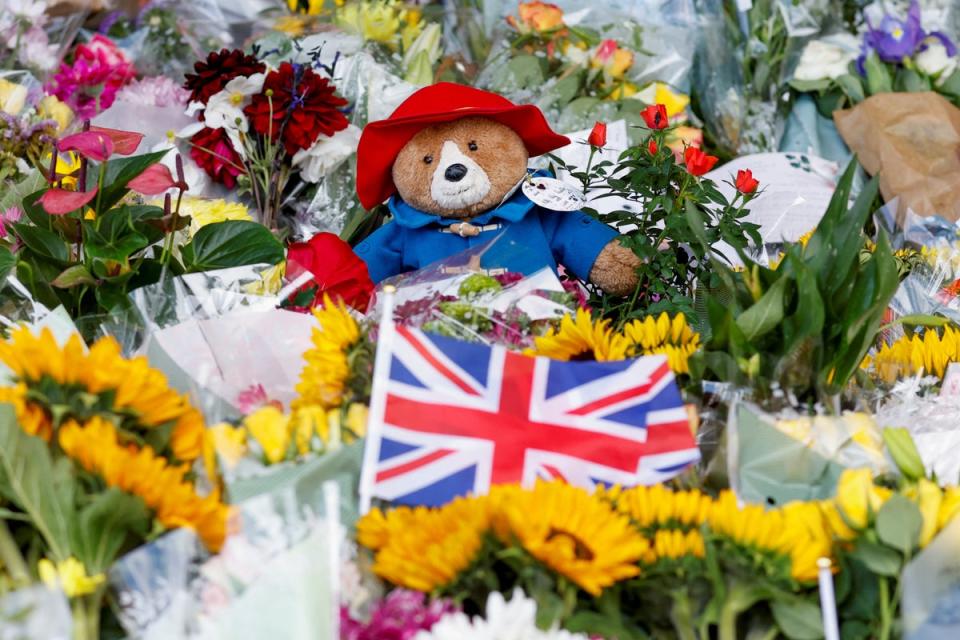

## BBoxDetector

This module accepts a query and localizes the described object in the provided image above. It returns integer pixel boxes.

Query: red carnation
[184,49,266,105]
[286,232,374,312]
[189,126,244,188]
[684,146,718,177]
[244,63,349,157]
[640,104,669,130]
[735,169,759,194]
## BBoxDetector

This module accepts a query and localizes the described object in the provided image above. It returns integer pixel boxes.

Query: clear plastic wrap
[366,235,584,350]
[110,480,344,640]
[0,586,72,639]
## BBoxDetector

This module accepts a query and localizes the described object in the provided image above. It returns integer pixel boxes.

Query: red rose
[286,232,374,312]
[647,139,658,155]
[684,146,718,177]
[735,169,759,194]
[640,104,668,130]
[587,121,607,147]
[189,126,244,188]
[244,63,349,157]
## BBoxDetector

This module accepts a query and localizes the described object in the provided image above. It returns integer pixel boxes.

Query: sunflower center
[546,527,595,560]
[570,350,595,362]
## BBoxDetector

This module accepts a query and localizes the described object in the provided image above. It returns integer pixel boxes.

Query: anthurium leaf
[851,539,901,576]
[83,206,151,262]
[70,487,149,573]
[0,246,15,283]
[771,598,825,640]
[51,264,96,288]
[876,493,922,554]
[10,223,70,264]
[180,221,284,273]
[0,404,75,560]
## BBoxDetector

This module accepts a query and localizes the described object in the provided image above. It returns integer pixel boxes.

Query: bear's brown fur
[391,117,640,295]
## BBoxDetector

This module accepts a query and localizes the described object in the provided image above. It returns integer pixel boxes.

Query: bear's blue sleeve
[354,222,404,284]
[540,209,620,281]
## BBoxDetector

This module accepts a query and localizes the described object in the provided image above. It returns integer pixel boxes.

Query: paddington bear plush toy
[353,83,640,295]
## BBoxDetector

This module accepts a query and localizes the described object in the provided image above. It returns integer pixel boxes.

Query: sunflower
[0,327,205,461]
[357,496,492,593]
[600,483,712,532]
[294,295,363,410]
[528,308,629,362]
[647,528,705,563]
[621,312,701,374]
[492,481,648,596]
[0,383,53,440]
[708,490,831,583]
[862,326,960,383]
[58,416,229,551]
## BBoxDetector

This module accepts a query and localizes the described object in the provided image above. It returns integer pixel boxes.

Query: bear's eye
[423,155,433,164]
[468,141,478,151]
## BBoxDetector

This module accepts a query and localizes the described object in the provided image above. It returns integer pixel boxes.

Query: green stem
[669,588,699,640]
[93,162,107,223]
[879,576,892,640]
[71,592,102,640]
[0,519,29,586]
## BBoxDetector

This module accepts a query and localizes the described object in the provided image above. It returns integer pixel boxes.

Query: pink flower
[340,590,457,640]
[58,131,114,162]
[45,35,135,119]
[115,76,190,108]
[90,126,143,155]
[236,384,283,414]
[0,207,23,238]
[39,188,98,216]
[127,163,182,195]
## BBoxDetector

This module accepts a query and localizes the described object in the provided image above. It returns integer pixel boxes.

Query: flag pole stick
[359,285,397,515]
[818,557,840,640]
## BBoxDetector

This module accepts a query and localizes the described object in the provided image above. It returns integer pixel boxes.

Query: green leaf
[83,206,150,263]
[789,78,832,93]
[938,68,960,97]
[70,488,149,573]
[10,223,70,264]
[0,404,75,560]
[97,150,169,213]
[180,221,284,273]
[835,74,866,104]
[771,598,825,640]
[505,55,545,88]
[0,172,46,215]
[735,277,789,340]
[0,246,16,284]
[864,53,893,95]
[896,68,931,93]
[876,494,922,553]
[51,265,96,288]
[851,540,902,576]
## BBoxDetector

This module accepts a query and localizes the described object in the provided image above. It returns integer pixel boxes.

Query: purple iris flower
[855,0,957,75]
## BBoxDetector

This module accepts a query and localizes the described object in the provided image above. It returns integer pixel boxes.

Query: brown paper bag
[834,92,960,222]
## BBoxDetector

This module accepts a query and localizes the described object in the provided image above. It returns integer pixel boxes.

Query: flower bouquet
[0,0,75,76]
[181,47,361,232]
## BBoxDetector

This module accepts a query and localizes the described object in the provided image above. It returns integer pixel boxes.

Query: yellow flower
[636,83,690,119]
[38,557,104,598]
[244,406,292,464]
[207,423,248,468]
[506,1,565,34]
[601,483,712,531]
[286,0,323,14]
[492,481,648,596]
[244,262,286,296]
[294,295,362,410]
[58,416,230,552]
[274,14,309,36]
[0,382,53,441]
[0,327,206,463]
[38,95,74,132]
[345,402,368,438]
[939,486,960,530]
[904,478,944,548]
[832,468,891,531]
[647,528,705,563]
[358,496,492,592]
[591,40,634,80]
[608,82,638,100]
[622,312,701,374]
[44,151,81,190]
[0,78,27,115]
[709,491,831,583]
[862,326,960,383]
[665,126,703,157]
[178,197,253,237]
[528,308,629,361]
[337,1,406,47]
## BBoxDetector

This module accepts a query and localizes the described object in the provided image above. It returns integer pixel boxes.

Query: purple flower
[856,0,957,74]
[340,590,457,640]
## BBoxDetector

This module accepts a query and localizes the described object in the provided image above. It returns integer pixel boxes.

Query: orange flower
[59,416,230,551]
[591,39,634,80]
[506,1,564,34]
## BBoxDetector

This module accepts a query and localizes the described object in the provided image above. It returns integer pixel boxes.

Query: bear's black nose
[444,164,468,182]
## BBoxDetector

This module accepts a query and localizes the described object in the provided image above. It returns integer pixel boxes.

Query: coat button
[579,215,592,226]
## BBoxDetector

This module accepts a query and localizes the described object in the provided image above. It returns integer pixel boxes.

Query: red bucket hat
[356,82,570,210]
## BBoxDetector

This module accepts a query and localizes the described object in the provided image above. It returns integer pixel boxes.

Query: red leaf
[39,188,98,215]
[127,164,179,195]
[57,132,114,162]
[90,126,144,156]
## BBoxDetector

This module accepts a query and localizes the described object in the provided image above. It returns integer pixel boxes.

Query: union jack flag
[360,325,700,508]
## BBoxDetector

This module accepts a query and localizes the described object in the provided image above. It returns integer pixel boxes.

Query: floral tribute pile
[4,1,960,639]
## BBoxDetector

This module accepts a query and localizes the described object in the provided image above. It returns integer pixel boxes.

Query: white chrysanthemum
[413,589,589,640]
[291,125,361,184]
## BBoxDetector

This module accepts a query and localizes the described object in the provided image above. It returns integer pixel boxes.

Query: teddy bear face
[391,117,529,218]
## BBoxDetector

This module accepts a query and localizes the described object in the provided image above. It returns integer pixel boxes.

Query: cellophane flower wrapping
[366,235,585,350]
[0,585,72,639]
[109,479,345,639]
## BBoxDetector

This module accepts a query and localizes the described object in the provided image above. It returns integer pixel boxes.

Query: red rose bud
[587,121,607,147]
[684,147,718,177]
[647,139,658,155]
[640,104,669,130]
[735,169,759,194]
